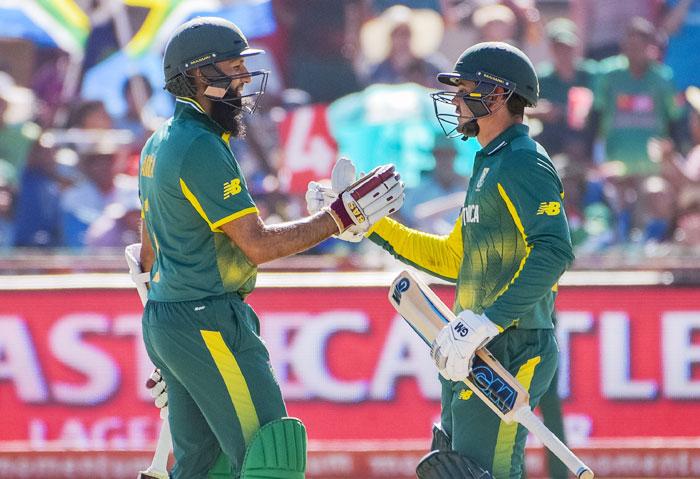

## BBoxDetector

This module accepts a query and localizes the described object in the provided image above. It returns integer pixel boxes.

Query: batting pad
[416,450,492,479]
[240,417,307,479]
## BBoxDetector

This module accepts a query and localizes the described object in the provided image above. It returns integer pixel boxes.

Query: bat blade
[388,270,527,422]
[388,270,594,478]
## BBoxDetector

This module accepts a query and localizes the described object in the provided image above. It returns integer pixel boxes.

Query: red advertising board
[1,284,699,450]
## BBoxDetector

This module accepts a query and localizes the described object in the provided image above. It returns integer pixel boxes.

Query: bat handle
[514,407,594,479]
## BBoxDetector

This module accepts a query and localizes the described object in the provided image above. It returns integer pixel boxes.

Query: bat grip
[514,407,594,479]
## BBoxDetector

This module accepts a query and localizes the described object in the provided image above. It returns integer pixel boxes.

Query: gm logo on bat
[471,357,517,414]
[391,277,411,304]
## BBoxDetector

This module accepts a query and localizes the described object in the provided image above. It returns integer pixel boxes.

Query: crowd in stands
[0,0,698,263]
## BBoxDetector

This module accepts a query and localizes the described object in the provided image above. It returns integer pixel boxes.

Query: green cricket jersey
[594,56,683,176]
[139,97,259,302]
[368,124,574,329]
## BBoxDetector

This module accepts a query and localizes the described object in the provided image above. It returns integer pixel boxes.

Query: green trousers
[142,293,287,479]
[440,328,559,479]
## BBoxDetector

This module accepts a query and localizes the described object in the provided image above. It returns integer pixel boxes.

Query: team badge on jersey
[475,167,490,191]
[536,201,561,216]
[223,178,242,199]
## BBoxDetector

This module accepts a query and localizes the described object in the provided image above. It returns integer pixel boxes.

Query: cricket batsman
[307,42,575,478]
[136,17,404,479]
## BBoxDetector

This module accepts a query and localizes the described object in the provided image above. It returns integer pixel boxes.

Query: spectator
[371,0,443,13]
[13,142,65,247]
[660,0,700,91]
[66,100,113,131]
[530,18,597,158]
[590,17,684,242]
[552,153,614,253]
[115,75,152,141]
[275,0,362,103]
[402,133,467,233]
[60,150,116,247]
[360,5,449,88]
[85,174,140,248]
[471,3,518,44]
[0,159,15,247]
[648,85,700,244]
[570,0,658,60]
[0,71,41,176]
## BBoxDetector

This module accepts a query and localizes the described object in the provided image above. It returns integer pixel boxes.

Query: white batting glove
[324,164,404,234]
[431,311,500,382]
[306,157,373,242]
[146,369,168,419]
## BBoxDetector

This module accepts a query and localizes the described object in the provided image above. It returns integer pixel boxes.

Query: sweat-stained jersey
[368,124,574,330]
[138,97,259,302]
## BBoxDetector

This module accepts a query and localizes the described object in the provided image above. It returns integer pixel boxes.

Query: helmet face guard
[431,77,514,138]
[181,60,269,114]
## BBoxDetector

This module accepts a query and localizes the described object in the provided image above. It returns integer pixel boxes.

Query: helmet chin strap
[459,119,479,140]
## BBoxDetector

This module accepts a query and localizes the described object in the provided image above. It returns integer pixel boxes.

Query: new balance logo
[461,204,479,224]
[224,178,242,199]
[536,201,561,216]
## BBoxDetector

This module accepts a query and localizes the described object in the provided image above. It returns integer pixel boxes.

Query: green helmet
[163,16,264,86]
[437,42,539,106]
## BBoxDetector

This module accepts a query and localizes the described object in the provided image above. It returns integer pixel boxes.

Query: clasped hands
[306,157,404,240]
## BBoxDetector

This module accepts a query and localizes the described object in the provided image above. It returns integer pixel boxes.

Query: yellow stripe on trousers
[200,330,260,444]
[492,355,542,477]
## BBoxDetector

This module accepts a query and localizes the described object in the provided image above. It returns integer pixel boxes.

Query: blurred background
[0,0,699,478]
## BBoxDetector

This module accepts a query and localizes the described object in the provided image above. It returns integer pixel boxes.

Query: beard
[210,96,246,138]
[459,119,479,138]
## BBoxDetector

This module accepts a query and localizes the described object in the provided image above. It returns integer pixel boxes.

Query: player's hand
[431,311,500,381]
[306,158,364,242]
[324,164,404,234]
[146,369,168,419]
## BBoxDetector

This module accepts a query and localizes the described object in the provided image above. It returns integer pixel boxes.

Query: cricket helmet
[163,17,268,112]
[431,42,538,138]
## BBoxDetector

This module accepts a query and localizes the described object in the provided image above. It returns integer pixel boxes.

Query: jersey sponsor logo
[141,154,155,178]
[536,201,561,216]
[223,178,242,199]
[475,167,490,191]
[461,204,480,224]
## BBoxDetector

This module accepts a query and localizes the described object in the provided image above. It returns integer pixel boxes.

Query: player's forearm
[241,212,337,265]
[366,218,462,282]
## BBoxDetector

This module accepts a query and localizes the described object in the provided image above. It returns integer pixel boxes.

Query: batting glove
[146,369,168,419]
[431,311,500,382]
[306,157,364,242]
[324,163,404,234]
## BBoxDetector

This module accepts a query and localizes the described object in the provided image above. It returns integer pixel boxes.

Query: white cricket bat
[125,244,171,479]
[388,270,594,479]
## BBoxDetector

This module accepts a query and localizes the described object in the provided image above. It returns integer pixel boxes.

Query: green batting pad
[240,418,307,479]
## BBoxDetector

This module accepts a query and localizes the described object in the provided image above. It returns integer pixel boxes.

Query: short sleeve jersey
[594,57,683,176]
[139,98,258,302]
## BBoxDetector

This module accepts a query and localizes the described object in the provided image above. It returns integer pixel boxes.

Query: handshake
[306,158,405,241]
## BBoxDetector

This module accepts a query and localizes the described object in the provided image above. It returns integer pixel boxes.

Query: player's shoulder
[175,127,232,166]
[501,140,558,179]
